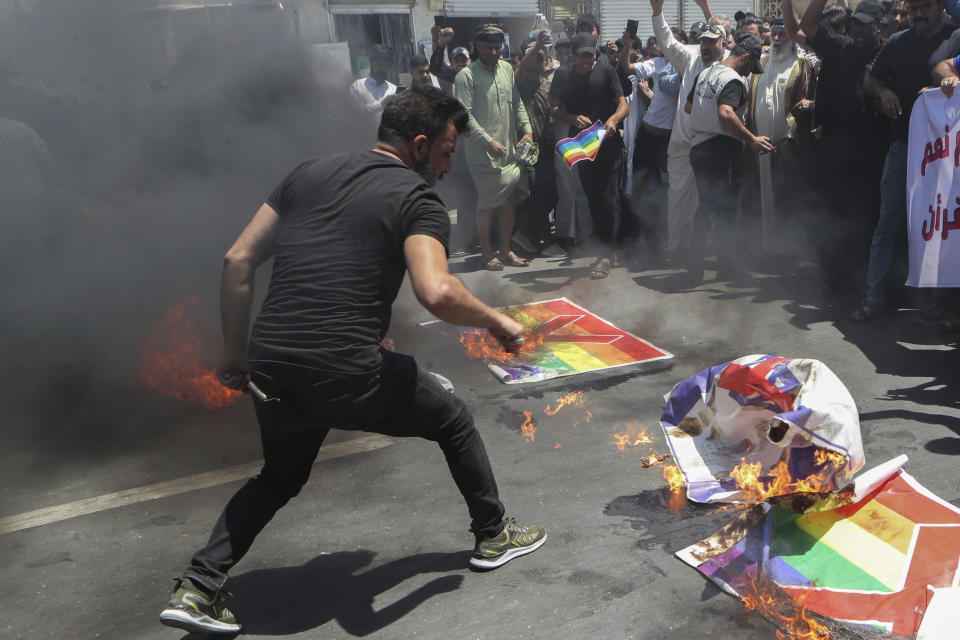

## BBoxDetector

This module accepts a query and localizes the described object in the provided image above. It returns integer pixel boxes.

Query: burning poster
[676,456,960,637]
[660,355,864,504]
[421,297,672,384]
[906,89,960,288]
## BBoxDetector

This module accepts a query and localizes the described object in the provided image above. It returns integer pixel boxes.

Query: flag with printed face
[676,458,960,636]
[556,121,607,168]
[906,89,960,287]
[660,355,864,504]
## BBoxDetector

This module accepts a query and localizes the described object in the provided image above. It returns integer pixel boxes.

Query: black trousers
[689,135,744,259]
[182,350,505,593]
[578,133,624,255]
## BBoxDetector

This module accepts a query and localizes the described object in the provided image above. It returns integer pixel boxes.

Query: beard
[701,47,719,64]
[415,157,438,186]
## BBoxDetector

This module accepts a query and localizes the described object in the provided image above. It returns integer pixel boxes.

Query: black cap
[577,13,600,34]
[572,33,597,55]
[690,20,707,36]
[852,0,884,23]
[734,10,746,21]
[733,33,764,74]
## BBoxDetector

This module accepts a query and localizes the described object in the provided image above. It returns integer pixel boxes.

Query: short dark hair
[378,86,469,147]
[372,44,394,63]
[672,27,689,44]
[820,5,849,30]
[741,15,763,28]
[646,36,659,47]
[408,55,429,69]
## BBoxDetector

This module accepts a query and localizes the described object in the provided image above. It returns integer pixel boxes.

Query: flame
[554,442,562,449]
[140,297,242,409]
[640,453,671,468]
[545,391,585,415]
[520,410,536,442]
[458,321,552,363]
[663,464,685,494]
[612,422,654,451]
[584,410,592,423]
[740,574,831,640]
[729,448,846,504]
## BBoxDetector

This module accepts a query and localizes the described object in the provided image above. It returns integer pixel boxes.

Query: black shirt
[808,28,882,134]
[549,59,625,138]
[248,151,450,374]
[869,24,956,142]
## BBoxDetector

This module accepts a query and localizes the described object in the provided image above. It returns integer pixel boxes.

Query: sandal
[484,256,504,271]
[590,258,611,280]
[850,302,880,324]
[502,251,530,267]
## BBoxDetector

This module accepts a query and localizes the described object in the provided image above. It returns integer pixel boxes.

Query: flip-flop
[590,258,611,279]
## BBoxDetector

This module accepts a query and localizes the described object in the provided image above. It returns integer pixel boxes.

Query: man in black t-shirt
[853,0,955,321]
[159,88,547,635]
[550,33,629,279]
[793,0,888,293]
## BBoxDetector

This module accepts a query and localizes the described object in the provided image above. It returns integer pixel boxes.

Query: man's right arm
[404,234,523,343]
[430,26,459,84]
[650,0,690,72]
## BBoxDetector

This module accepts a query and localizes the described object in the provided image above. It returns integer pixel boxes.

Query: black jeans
[578,133,625,257]
[182,350,505,593]
[689,135,744,262]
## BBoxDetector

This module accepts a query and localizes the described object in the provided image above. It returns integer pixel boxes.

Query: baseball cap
[734,10,746,22]
[732,33,764,74]
[689,21,707,37]
[577,14,600,34]
[698,24,727,41]
[451,47,470,60]
[852,0,884,23]
[572,33,597,56]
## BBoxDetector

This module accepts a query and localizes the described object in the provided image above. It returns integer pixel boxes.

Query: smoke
[0,2,364,453]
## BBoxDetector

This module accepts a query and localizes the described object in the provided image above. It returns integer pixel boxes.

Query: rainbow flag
[677,459,960,636]
[556,121,607,168]
[421,297,672,384]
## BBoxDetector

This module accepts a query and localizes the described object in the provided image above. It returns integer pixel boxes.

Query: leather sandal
[484,256,504,271]
[502,251,530,267]
[590,258,611,279]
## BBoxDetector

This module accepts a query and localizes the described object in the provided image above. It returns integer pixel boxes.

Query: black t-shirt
[549,59,625,138]
[869,24,956,142]
[248,151,450,374]
[809,29,882,133]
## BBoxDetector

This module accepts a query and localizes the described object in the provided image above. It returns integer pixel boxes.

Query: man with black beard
[349,45,397,124]
[683,34,773,277]
[158,87,546,635]
[650,0,728,262]
[853,0,955,321]
[786,0,888,293]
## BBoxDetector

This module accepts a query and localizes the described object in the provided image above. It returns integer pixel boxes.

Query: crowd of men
[348,0,960,326]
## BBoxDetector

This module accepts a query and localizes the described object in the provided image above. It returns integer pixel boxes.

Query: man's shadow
[179,550,468,638]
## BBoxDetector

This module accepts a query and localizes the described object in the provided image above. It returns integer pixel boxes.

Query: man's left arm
[218,203,281,389]
[511,71,534,145]
[604,67,629,136]
[933,56,960,97]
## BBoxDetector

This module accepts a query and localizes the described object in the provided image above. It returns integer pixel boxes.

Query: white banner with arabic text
[907,89,960,287]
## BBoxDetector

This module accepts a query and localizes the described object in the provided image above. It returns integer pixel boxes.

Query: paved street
[2,249,958,640]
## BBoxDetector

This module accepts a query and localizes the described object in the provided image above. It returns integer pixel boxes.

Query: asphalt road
[2,249,958,640]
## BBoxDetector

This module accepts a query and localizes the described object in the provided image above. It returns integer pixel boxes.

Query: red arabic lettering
[944,196,960,241]
[923,193,943,241]
[921,129,951,176]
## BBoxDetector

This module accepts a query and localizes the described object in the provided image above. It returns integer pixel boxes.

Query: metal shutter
[599,0,681,43]
[444,0,539,17]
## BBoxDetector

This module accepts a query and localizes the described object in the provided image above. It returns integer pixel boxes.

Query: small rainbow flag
[556,121,607,168]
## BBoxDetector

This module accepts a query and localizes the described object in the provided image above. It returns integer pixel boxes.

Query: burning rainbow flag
[677,456,960,637]
[556,121,607,168]
[421,297,672,384]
